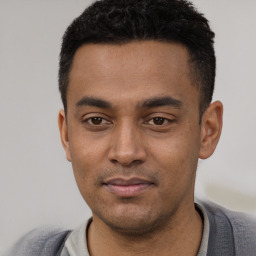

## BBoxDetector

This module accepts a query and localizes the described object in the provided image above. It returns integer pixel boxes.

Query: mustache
[95,168,160,185]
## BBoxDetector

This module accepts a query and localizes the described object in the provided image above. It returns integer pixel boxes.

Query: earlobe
[199,101,223,159]
[58,110,72,162]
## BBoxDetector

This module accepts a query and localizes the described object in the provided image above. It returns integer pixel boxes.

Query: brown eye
[152,117,166,125]
[83,115,112,130]
[90,117,104,125]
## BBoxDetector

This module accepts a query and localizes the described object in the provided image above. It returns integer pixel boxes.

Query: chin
[95,205,172,236]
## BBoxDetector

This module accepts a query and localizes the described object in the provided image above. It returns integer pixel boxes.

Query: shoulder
[5,226,71,256]
[199,200,256,230]
[198,200,256,254]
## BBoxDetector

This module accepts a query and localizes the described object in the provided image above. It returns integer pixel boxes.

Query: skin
[59,41,223,255]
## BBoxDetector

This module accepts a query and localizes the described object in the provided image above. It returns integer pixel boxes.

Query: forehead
[67,41,199,108]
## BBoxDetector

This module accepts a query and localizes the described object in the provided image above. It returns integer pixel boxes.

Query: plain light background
[1,0,256,254]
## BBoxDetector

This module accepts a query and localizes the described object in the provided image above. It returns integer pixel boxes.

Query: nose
[108,121,147,167]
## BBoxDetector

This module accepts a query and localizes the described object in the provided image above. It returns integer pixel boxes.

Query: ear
[58,110,71,162]
[199,101,223,159]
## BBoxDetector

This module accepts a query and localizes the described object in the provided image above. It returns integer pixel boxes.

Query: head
[58,0,222,236]
[59,0,216,118]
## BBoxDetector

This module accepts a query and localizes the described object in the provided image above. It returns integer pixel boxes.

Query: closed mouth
[103,177,154,197]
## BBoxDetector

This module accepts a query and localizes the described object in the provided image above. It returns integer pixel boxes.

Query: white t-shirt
[60,204,209,256]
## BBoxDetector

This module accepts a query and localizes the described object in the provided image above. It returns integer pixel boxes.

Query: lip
[103,177,154,197]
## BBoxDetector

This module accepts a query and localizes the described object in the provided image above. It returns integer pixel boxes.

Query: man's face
[60,41,208,233]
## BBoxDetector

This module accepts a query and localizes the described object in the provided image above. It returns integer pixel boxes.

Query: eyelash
[83,117,111,126]
[82,115,175,129]
[146,117,174,126]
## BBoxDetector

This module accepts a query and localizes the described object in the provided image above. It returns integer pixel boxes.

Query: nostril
[109,151,146,166]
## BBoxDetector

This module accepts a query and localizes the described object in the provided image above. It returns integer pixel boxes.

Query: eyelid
[144,112,176,121]
[148,117,175,126]
[86,117,110,124]
[147,117,173,125]
[81,112,111,120]
[81,112,113,126]
[142,113,177,131]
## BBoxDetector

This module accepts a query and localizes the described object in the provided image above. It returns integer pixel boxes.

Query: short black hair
[59,0,215,116]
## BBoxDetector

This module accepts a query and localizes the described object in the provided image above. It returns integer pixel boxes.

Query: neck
[87,203,203,256]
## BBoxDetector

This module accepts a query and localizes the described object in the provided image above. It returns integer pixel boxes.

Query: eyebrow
[76,95,182,110]
[141,96,183,109]
[76,96,112,109]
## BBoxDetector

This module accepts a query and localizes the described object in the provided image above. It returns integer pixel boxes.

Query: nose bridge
[108,119,146,166]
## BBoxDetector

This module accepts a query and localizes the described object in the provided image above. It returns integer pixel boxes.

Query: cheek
[68,131,112,192]
[153,132,199,165]
[70,152,100,207]
[68,140,97,190]
[69,129,107,169]
[149,127,200,183]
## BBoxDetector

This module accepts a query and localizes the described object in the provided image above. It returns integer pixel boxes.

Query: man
[7,0,256,255]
